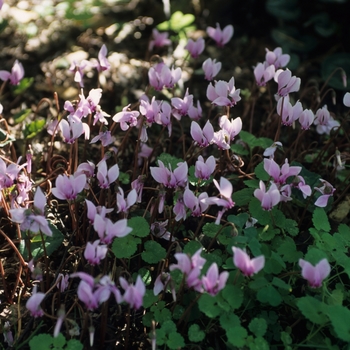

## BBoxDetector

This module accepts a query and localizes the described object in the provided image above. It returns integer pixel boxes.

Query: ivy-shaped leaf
[257,285,282,306]
[296,296,328,325]
[312,207,331,233]
[111,235,141,259]
[248,318,268,337]
[128,216,149,237]
[188,324,205,342]
[326,305,350,341]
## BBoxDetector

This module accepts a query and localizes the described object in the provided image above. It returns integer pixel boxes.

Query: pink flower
[207,23,233,47]
[195,155,216,180]
[0,60,25,85]
[313,105,340,135]
[97,44,110,72]
[59,119,85,144]
[265,47,290,69]
[190,120,214,147]
[276,97,303,126]
[150,160,188,188]
[90,130,115,147]
[139,95,160,123]
[69,60,90,88]
[56,274,70,292]
[149,29,171,51]
[254,181,281,211]
[84,240,108,265]
[219,115,242,141]
[119,275,145,309]
[232,247,265,277]
[26,286,45,318]
[264,158,301,185]
[185,38,205,58]
[173,194,187,221]
[148,62,182,90]
[183,189,209,217]
[188,100,202,121]
[299,258,330,288]
[112,105,140,131]
[275,69,301,97]
[263,141,282,158]
[298,109,315,130]
[314,179,335,207]
[52,174,86,201]
[202,263,228,296]
[343,92,350,107]
[202,58,221,81]
[97,160,119,189]
[206,77,241,107]
[171,88,194,120]
[116,187,137,214]
[254,63,275,86]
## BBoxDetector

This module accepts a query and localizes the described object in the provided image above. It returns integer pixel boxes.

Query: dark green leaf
[141,240,166,264]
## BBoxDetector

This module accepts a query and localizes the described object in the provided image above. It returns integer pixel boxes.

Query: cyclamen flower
[84,240,108,265]
[97,160,119,189]
[119,275,145,309]
[263,141,282,158]
[90,130,115,147]
[96,44,110,72]
[202,263,228,296]
[202,58,222,81]
[139,95,160,123]
[0,60,25,85]
[190,120,214,147]
[298,109,315,130]
[314,179,335,207]
[185,38,205,58]
[112,105,140,131]
[299,258,331,288]
[343,92,350,107]
[275,69,301,97]
[171,88,194,120]
[173,194,187,221]
[254,181,281,211]
[59,119,88,144]
[183,189,209,217]
[56,274,70,293]
[277,98,303,126]
[219,115,242,141]
[69,60,90,88]
[206,23,233,47]
[85,199,113,224]
[153,273,176,301]
[149,29,171,51]
[254,63,275,86]
[52,174,86,201]
[148,62,182,90]
[232,247,265,277]
[206,77,241,107]
[150,160,188,188]
[116,187,137,214]
[265,47,290,69]
[264,158,301,185]
[195,155,216,180]
[26,286,45,318]
[10,187,53,236]
[313,105,340,135]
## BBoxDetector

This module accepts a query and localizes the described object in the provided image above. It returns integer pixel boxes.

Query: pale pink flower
[219,115,242,141]
[264,158,301,185]
[139,95,160,123]
[298,109,315,130]
[254,181,281,211]
[148,62,182,90]
[207,23,233,47]
[52,174,86,201]
[343,92,350,107]
[119,275,145,309]
[112,105,140,131]
[97,160,119,189]
[275,69,301,97]
[84,240,108,265]
[265,47,290,69]
[183,189,209,217]
[185,38,205,58]
[299,258,331,288]
[116,187,137,214]
[56,274,70,293]
[195,155,216,180]
[26,286,45,317]
[97,44,110,72]
[171,88,193,120]
[263,141,282,158]
[149,29,171,51]
[0,60,25,85]
[202,263,228,296]
[190,120,214,147]
[254,63,275,86]
[90,130,115,147]
[232,247,265,277]
[188,100,202,121]
[173,194,187,221]
[150,160,188,188]
[202,58,221,81]
[314,179,335,207]
[206,77,241,107]
[313,105,340,135]
[277,98,303,126]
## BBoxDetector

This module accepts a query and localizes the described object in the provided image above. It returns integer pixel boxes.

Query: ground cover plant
[1,0,350,349]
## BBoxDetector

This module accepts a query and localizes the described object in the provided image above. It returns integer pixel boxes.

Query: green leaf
[266,0,300,20]
[202,222,221,238]
[111,235,141,258]
[118,171,130,185]
[53,333,66,348]
[248,318,268,337]
[220,313,240,332]
[183,240,202,255]
[169,11,195,32]
[23,119,46,139]
[188,324,205,342]
[19,223,64,260]
[296,296,328,325]
[249,277,269,290]
[254,162,270,181]
[231,143,249,155]
[257,285,282,306]
[13,77,34,95]
[283,218,299,236]
[13,108,32,124]
[312,207,331,233]
[272,277,291,291]
[249,198,271,226]
[327,289,344,306]
[276,237,303,263]
[188,165,212,187]
[29,334,54,350]
[167,332,185,349]
[141,240,166,264]
[222,285,243,310]
[226,326,248,347]
[198,293,222,318]
[232,188,255,206]
[142,289,158,308]
[326,305,350,341]
[66,339,84,350]
[304,247,328,265]
[128,216,149,237]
